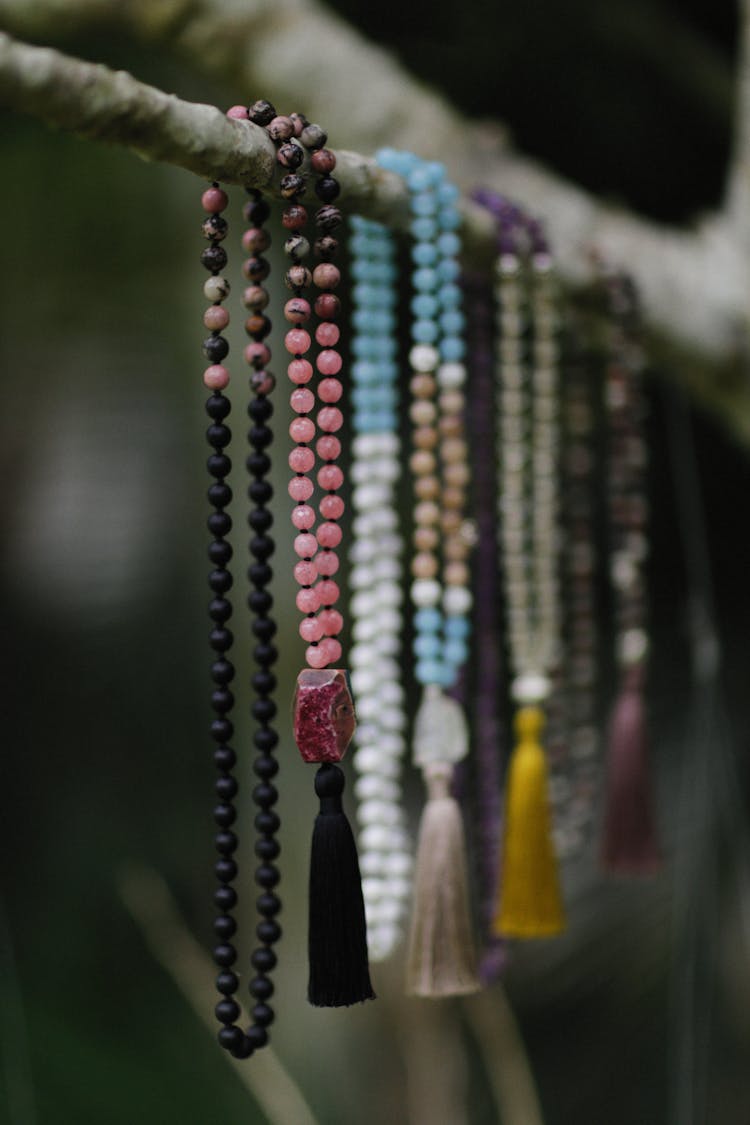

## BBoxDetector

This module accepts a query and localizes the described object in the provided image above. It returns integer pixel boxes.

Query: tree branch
[1,0,750,437]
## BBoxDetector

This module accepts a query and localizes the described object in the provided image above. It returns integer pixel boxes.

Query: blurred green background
[1,1,750,1122]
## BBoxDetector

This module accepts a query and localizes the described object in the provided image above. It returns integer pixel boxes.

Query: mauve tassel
[600,665,661,875]
[406,762,480,998]
[308,763,376,1006]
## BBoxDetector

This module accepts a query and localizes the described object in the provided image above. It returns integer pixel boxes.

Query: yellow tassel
[493,706,565,938]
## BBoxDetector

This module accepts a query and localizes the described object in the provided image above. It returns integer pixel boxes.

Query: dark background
[1,1,749,1122]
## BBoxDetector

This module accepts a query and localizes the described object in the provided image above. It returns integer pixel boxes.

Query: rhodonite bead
[293,669,356,762]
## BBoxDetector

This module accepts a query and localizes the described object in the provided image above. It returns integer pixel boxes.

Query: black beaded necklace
[200,180,280,1059]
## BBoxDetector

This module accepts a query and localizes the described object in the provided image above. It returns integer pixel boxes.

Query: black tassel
[308,762,375,1007]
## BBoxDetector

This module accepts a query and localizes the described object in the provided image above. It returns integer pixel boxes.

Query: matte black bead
[246,1025,268,1050]
[249,424,272,449]
[202,214,228,242]
[253,783,278,808]
[246,451,271,476]
[211,687,234,712]
[315,176,340,203]
[216,970,239,995]
[280,173,306,199]
[255,863,279,890]
[255,837,280,861]
[214,914,237,939]
[252,1003,275,1028]
[252,617,277,641]
[243,196,271,224]
[215,830,238,855]
[213,943,237,967]
[207,423,231,448]
[214,750,236,776]
[249,975,275,1001]
[255,812,281,836]
[214,805,237,830]
[201,245,228,272]
[252,697,277,722]
[253,642,278,666]
[256,893,281,921]
[248,99,276,126]
[214,884,237,910]
[218,1025,242,1050]
[231,1037,254,1059]
[253,756,279,780]
[203,334,229,362]
[208,568,233,594]
[254,727,279,752]
[249,480,273,504]
[215,858,238,883]
[250,536,275,562]
[249,563,273,587]
[256,920,282,945]
[208,452,231,479]
[248,589,273,614]
[252,669,277,695]
[248,508,273,532]
[208,597,232,623]
[314,762,344,799]
[216,775,238,800]
[215,998,240,1025]
[208,482,232,508]
[252,947,278,973]
[208,540,233,567]
[248,397,273,421]
[211,716,233,742]
[211,658,235,685]
[210,627,233,653]
[207,511,232,536]
[206,394,231,420]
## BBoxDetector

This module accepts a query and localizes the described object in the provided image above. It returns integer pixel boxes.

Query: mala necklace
[377,148,479,997]
[348,215,412,962]
[201,179,280,1058]
[479,193,565,939]
[598,265,660,875]
[267,107,375,1006]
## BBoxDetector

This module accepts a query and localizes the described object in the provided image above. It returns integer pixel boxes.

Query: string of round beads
[348,215,411,961]
[604,269,649,678]
[493,209,561,706]
[201,180,278,1059]
[376,149,472,705]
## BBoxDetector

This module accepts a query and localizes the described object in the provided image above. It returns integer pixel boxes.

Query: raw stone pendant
[293,668,357,763]
[413,685,469,768]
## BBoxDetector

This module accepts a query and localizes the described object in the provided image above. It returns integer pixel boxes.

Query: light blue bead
[439,208,462,230]
[444,640,468,668]
[411,293,439,318]
[415,659,447,687]
[440,310,465,334]
[412,242,439,266]
[414,607,442,633]
[439,283,462,308]
[411,217,438,241]
[413,267,438,292]
[437,232,461,256]
[408,165,439,192]
[436,258,460,282]
[352,283,377,306]
[445,616,470,638]
[414,633,441,659]
[426,161,446,184]
[410,192,438,217]
[351,337,378,358]
[437,182,459,204]
[352,360,379,383]
[413,319,439,343]
[371,261,397,284]
[440,336,466,361]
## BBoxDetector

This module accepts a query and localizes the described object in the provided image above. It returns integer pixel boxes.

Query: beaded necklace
[347,215,412,962]
[599,265,660,874]
[200,179,280,1058]
[475,191,565,938]
[377,148,478,997]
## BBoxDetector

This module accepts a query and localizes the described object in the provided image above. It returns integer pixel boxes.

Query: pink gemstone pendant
[293,668,357,763]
